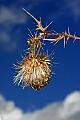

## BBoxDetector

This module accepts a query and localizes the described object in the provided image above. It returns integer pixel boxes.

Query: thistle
[14,53,52,90]
[14,8,80,90]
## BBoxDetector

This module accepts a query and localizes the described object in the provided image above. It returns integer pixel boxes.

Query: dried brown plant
[13,8,80,90]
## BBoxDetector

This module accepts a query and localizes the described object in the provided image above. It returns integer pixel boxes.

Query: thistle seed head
[14,53,52,90]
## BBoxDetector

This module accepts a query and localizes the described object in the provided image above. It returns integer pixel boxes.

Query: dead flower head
[13,8,80,90]
[14,53,52,90]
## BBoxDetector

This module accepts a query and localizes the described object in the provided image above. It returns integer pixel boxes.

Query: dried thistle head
[14,53,52,90]
[13,8,80,90]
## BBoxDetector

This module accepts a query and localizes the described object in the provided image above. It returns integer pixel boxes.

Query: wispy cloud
[0,6,26,24]
[48,0,80,21]
[0,91,80,120]
[0,6,27,51]
[66,0,80,20]
[28,0,80,21]
[0,31,17,51]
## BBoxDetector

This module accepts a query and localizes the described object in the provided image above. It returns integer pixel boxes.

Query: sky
[0,0,80,120]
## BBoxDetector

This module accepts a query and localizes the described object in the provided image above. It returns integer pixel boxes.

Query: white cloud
[0,91,80,120]
[0,6,27,51]
[0,31,17,51]
[48,0,80,21]
[66,0,80,19]
[0,6,27,24]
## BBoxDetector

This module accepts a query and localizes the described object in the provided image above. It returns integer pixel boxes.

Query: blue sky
[0,0,80,120]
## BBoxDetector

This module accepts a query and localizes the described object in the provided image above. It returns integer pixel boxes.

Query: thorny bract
[13,8,80,90]
[22,8,80,48]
